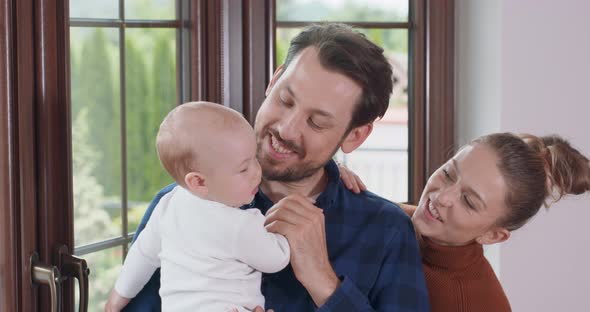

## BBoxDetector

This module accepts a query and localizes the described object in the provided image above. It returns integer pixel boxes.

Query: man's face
[254,47,363,181]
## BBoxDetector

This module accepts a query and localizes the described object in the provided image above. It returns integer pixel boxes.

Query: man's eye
[463,195,475,210]
[308,118,323,130]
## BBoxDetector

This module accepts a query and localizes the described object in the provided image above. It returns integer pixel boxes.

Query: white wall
[455,0,590,311]
[455,0,504,275]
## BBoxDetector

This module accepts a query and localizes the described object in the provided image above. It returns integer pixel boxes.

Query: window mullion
[119,0,129,260]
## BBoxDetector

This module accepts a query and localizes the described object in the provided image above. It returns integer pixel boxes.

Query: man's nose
[277,113,303,142]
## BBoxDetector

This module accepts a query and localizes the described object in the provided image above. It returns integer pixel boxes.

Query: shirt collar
[314,159,340,210]
[246,159,341,213]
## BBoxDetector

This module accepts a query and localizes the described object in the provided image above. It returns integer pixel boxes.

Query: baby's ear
[184,172,208,196]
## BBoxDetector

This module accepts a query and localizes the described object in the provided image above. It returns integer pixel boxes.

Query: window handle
[57,245,90,312]
[31,253,62,312]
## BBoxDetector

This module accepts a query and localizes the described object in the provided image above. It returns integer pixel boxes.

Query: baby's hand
[253,306,274,312]
[104,289,130,312]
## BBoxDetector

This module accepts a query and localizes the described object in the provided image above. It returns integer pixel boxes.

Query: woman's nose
[436,184,460,208]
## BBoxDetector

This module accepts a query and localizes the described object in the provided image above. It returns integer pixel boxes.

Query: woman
[340,133,590,311]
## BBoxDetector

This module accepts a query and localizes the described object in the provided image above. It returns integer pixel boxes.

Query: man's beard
[256,128,345,182]
[259,154,328,182]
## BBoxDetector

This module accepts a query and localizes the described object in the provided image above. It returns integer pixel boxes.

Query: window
[69,1,188,310]
[275,0,411,201]
[66,0,451,309]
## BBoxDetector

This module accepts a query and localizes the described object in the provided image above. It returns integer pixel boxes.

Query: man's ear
[341,123,373,154]
[475,227,510,245]
[184,172,208,197]
[265,64,284,96]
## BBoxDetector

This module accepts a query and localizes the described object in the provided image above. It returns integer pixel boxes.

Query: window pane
[336,150,408,202]
[70,0,118,19]
[125,0,176,20]
[71,27,122,246]
[125,28,177,234]
[83,247,123,312]
[277,26,409,202]
[276,0,409,23]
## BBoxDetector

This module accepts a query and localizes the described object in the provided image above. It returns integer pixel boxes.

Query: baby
[105,102,290,311]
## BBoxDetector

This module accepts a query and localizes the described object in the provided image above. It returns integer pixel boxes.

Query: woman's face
[413,143,511,246]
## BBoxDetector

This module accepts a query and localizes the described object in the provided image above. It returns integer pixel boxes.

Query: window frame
[0,0,454,310]
[69,0,193,258]
[262,0,455,203]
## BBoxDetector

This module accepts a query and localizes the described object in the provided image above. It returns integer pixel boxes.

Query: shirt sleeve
[234,209,291,274]
[114,189,174,298]
[317,217,431,312]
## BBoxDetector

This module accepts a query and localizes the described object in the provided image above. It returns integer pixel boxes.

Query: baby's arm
[235,209,290,273]
[105,189,174,310]
[104,290,130,312]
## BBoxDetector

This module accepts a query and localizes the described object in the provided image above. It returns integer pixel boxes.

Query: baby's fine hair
[155,102,248,187]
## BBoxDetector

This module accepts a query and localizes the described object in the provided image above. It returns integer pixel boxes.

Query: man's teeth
[270,135,294,154]
[428,200,443,222]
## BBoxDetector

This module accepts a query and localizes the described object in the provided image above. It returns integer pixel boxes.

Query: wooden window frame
[219,0,455,203]
[0,0,453,310]
[69,0,189,258]
[409,0,455,203]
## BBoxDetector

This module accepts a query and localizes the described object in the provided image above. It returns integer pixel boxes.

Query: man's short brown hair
[281,23,393,130]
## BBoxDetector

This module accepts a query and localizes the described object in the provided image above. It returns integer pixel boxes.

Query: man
[125,24,429,311]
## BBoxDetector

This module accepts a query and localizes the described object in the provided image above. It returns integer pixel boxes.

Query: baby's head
[156,102,261,207]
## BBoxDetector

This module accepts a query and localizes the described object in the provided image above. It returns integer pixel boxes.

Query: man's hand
[104,289,130,312]
[264,194,340,307]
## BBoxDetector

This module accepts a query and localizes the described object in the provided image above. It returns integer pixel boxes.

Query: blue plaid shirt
[123,160,430,311]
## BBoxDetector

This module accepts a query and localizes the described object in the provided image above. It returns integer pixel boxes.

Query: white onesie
[114,186,290,311]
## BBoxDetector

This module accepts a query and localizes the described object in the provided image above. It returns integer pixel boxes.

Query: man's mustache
[266,128,304,156]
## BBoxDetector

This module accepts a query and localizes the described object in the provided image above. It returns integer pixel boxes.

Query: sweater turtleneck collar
[420,237,485,271]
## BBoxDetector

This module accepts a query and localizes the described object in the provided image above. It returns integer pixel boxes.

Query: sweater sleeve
[114,189,174,298]
[234,209,291,273]
[317,217,430,312]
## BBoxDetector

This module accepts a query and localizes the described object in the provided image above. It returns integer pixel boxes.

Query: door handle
[31,253,62,312]
[57,245,90,312]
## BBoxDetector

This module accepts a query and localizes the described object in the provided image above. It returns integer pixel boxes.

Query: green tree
[125,37,151,202]
[72,108,121,312]
[72,108,119,245]
[145,35,175,196]
[78,28,121,197]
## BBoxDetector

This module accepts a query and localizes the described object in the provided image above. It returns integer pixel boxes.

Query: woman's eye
[443,169,452,180]
[240,168,248,173]
[279,98,292,108]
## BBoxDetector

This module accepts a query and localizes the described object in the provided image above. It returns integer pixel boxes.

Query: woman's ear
[341,123,373,154]
[265,64,284,96]
[184,172,208,197]
[476,227,510,245]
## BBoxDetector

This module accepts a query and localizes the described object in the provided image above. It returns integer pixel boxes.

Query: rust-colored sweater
[401,205,511,312]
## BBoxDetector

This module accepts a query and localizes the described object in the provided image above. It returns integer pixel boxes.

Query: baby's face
[199,125,262,207]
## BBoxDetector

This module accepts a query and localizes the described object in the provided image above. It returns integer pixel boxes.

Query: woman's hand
[337,162,367,194]
[254,306,274,312]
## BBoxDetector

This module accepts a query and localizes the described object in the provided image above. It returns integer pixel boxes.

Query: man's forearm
[302,269,341,307]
